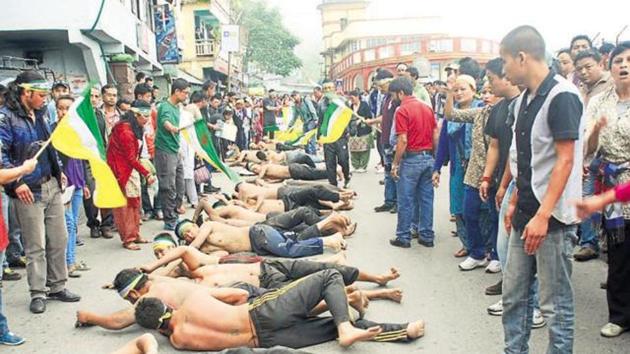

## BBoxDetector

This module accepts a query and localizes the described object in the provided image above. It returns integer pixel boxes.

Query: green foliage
[238,0,302,76]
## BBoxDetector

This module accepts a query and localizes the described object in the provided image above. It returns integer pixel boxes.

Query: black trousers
[607,222,630,328]
[286,152,316,168]
[83,173,113,230]
[278,186,340,211]
[260,259,359,289]
[323,137,350,186]
[263,207,323,240]
[249,269,410,349]
[288,164,328,181]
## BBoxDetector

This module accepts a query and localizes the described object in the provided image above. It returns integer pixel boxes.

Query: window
[379,46,392,59]
[461,39,477,52]
[366,38,386,49]
[364,49,375,61]
[401,42,420,56]
[429,39,453,53]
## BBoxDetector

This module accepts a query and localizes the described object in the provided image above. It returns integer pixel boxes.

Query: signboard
[154,4,180,64]
[221,25,240,53]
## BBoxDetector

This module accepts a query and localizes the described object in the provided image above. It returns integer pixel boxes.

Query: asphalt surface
[2,158,629,354]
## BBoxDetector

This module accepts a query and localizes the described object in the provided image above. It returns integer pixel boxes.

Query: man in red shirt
[389,77,439,248]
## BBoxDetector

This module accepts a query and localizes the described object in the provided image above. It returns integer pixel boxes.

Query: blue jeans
[0,251,9,335]
[464,186,498,260]
[497,181,516,269]
[502,225,577,354]
[384,153,397,206]
[252,225,324,258]
[64,188,83,266]
[578,162,600,250]
[395,153,435,243]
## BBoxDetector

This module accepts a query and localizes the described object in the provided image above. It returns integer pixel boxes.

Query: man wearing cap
[107,101,157,250]
[46,81,70,128]
[0,70,80,313]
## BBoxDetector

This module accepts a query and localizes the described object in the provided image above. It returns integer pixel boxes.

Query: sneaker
[0,332,25,346]
[574,246,599,262]
[485,260,502,274]
[379,179,385,185]
[532,309,546,329]
[459,257,489,271]
[2,268,21,281]
[8,256,26,268]
[417,238,435,248]
[485,280,503,296]
[389,204,398,214]
[374,204,394,213]
[47,289,81,302]
[487,300,503,316]
[75,238,85,247]
[89,227,100,239]
[601,322,627,338]
[389,238,411,249]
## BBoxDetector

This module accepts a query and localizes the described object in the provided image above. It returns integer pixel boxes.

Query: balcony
[195,39,216,57]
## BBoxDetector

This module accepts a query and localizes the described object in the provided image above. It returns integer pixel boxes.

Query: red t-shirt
[395,96,436,151]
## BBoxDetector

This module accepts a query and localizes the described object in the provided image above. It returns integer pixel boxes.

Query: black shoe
[389,238,411,248]
[411,230,419,239]
[2,268,22,281]
[48,289,81,302]
[485,280,503,296]
[75,238,85,247]
[417,238,434,248]
[374,204,393,212]
[89,227,100,239]
[30,298,46,314]
[389,205,398,214]
[8,256,26,268]
[601,281,607,290]
[100,228,114,239]
[379,180,385,185]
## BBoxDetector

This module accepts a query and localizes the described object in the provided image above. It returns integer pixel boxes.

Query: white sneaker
[458,256,489,271]
[487,300,503,316]
[485,260,502,274]
[601,322,626,337]
[532,309,546,329]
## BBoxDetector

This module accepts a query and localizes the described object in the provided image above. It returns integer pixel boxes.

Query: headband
[156,304,173,330]
[174,219,194,240]
[152,239,176,252]
[131,107,152,116]
[19,81,51,92]
[118,273,146,299]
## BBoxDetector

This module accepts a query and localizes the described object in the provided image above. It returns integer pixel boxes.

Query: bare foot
[406,320,425,339]
[376,267,400,286]
[347,290,366,318]
[344,222,358,237]
[323,233,345,253]
[338,323,382,347]
[383,288,403,303]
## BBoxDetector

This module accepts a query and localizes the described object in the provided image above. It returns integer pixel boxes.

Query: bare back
[169,290,255,351]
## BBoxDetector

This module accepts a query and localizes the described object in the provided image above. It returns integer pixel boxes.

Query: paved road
[2,160,629,353]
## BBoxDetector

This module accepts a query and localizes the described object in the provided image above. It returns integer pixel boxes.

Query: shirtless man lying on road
[246,162,338,183]
[175,218,346,258]
[133,269,424,350]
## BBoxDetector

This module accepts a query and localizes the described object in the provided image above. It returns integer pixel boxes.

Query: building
[175,0,247,91]
[317,0,499,91]
[0,0,163,97]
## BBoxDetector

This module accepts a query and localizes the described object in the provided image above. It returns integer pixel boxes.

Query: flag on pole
[318,99,353,144]
[180,111,241,183]
[276,119,304,142]
[50,88,126,208]
[287,129,317,146]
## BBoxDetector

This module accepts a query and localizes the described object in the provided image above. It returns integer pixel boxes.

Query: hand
[432,172,440,188]
[522,213,549,255]
[495,186,506,211]
[479,180,490,202]
[61,173,68,187]
[391,165,399,180]
[83,187,91,200]
[575,195,607,220]
[504,202,515,235]
[20,158,38,175]
[15,184,34,204]
[147,175,157,185]
[138,264,153,274]
[446,74,457,91]
[75,311,94,328]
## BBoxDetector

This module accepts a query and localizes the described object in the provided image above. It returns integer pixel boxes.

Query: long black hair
[4,70,46,112]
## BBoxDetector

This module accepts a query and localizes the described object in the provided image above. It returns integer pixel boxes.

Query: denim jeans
[395,153,435,243]
[0,251,9,335]
[1,193,8,269]
[578,162,600,250]
[497,181,516,269]
[502,224,577,354]
[384,153,397,206]
[64,188,83,266]
[456,214,468,251]
[250,225,323,258]
[464,186,499,260]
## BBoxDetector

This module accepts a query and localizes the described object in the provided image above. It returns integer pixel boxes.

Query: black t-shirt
[484,97,516,183]
[262,97,276,126]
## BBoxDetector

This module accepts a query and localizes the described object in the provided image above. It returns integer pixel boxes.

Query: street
[2,159,629,354]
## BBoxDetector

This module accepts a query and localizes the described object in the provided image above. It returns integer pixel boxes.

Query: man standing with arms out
[262,89,280,139]
[318,80,351,188]
[0,71,81,313]
[155,78,189,231]
[500,26,583,353]
[573,49,614,263]
[389,77,438,248]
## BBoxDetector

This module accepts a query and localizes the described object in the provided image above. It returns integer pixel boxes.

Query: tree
[237,0,302,77]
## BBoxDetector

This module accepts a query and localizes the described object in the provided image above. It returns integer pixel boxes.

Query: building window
[429,39,453,53]
[461,39,477,52]
[364,49,375,61]
[379,46,392,59]
[366,38,386,49]
[401,42,420,56]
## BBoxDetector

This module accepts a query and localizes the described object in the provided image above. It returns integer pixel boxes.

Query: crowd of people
[0,24,628,353]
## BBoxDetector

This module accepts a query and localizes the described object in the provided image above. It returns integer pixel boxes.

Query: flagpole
[33,137,53,160]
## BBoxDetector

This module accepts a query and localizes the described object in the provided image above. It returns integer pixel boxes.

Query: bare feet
[347,290,368,318]
[382,288,403,303]
[323,233,347,253]
[338,322,382,347]
[406,320,425,339]
[344,222,358,237]
[375,267,400,286]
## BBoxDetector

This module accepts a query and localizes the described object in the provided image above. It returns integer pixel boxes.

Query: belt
[403,150,433,158]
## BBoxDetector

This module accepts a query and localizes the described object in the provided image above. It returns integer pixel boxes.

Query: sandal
[134,238,150,244]
[454,248,469,258]
[123,243,141,251]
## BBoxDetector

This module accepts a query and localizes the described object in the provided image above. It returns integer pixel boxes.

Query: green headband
[19,80,51,92]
